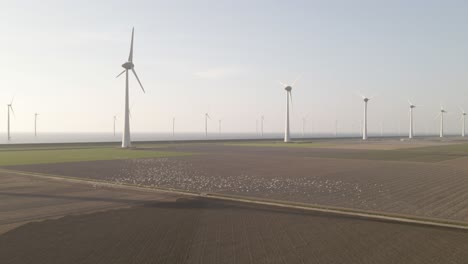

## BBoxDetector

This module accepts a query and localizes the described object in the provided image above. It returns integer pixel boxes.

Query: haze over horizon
[1,0,468,136]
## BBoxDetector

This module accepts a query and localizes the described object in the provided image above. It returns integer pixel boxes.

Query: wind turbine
[172,117,175,137]
[7,98,14,141]
[218,119,222,134]
[460,107,466,137]
[116,27,146,148]
[205,113,211,136]
[436,105,447,138]
[113,115,117,136]
[408,100,422,139]
[358,94,373,140]
[35,113,39,137]
[280,76,299,143]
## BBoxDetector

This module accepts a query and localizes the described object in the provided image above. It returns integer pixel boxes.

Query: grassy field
[225,141,333,148]
[0,147,192,166]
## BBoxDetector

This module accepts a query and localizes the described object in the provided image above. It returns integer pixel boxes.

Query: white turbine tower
[205,113,211,136]
[280,76,299,143]
[359,94,373,140]
[116,27,146,148]
[460,107,466,137]
[35,113,39,137]
[218,119,221,134]
[436,106,447,138]
[7,98,15,141]
[408,100,422,139]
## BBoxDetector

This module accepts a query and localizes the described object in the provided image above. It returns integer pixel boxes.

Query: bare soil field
[7,140,468,223]
[1,196,468,264]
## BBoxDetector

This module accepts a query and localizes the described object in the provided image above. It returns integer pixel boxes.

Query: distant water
[0,132,368,145]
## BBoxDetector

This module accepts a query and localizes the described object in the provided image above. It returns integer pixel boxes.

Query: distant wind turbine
[7,97,15,141]
[172,117,175,137]
[205,113,211,136]
[280,75,300,143]
[408,100,422,139]
[358,94,374,140]
[436,105,447,138]
[460,107,466,137]
[116,27,146,148]
[219,119,222,134]
[35,113,39,137]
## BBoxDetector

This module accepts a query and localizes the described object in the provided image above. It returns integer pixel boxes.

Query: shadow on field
[0,191,152,204]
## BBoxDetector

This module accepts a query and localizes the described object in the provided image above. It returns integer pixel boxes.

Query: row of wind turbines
[4,28,466,146]
[117,28,467,148]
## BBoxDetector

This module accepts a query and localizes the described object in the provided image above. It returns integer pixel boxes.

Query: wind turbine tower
[280,76,299,143]
[408,100,421,139]
[35,113,39,137]
[172,117,175,137]
[113,116,117,136]
[437,106,447,138]
[360,95,372,140]
[218,119,221,134]
[460,107,466,137]
[7,98,14,141]
[205,113,210,136]
[116,27,146,148]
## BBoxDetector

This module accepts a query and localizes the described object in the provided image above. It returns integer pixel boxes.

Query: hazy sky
[1,0,468,135]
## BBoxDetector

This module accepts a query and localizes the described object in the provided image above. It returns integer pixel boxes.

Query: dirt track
[2,196,468,264]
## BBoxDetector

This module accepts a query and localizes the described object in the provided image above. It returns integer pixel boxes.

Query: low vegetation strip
[0,147,192,166]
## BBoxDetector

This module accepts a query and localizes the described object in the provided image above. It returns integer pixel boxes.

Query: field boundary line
[1,168,468,230]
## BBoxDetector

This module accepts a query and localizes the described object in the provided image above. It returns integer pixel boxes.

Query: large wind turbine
[460,107,466,137]
[34,113,39,137]
[116,28,146,148]
[205,113,211,136]
[359,94,373,140]
[280,76,299,143]
[7,98,14,141]
[436,106,447,138]
[408,100,422,139]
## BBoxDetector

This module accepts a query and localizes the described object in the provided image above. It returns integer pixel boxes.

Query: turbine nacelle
[122,61,134,69]
[363,97,370,102]
[285,86,292,92]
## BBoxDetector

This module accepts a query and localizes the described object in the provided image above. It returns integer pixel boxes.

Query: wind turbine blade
[116,70,126,78]
[132,69,145,93]
[10,106,15,117]
[459,106,465,113]
[291,75,301,86]
[279,81,287,87]
[128,27,134,62]
[435,113,441,120]
[407,99,412,106]
[355,92,365,99]
[10,96,15,105]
